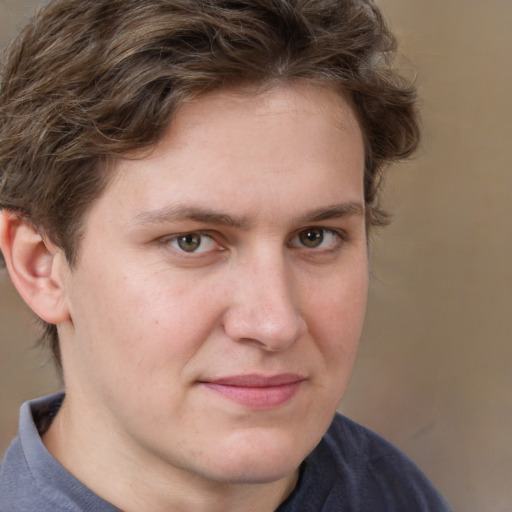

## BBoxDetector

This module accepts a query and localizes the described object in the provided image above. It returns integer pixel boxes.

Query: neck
[42,394,299,512]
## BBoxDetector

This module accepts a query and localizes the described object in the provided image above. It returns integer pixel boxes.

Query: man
[0,0,452,510]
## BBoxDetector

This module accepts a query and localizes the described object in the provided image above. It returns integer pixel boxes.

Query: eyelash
[162,231,221,255]
[161,227,347,256]
[287,227,346,252]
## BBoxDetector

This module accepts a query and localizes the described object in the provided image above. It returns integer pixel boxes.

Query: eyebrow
[132,201,365,229]
[298,202,365,223]
[133,205,252,230]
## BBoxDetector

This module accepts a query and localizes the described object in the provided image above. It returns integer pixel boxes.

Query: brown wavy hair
[0,0,420,367]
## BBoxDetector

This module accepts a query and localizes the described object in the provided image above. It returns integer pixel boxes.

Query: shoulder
[323,412,423,472]
[326,414,453,510]
[0,393,119,512]
[0,414,61,512]
[0,436,36,512]
[278,413,453,512]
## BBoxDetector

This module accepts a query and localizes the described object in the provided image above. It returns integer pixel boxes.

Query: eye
[166,232,219,253]
[290,227,343,250]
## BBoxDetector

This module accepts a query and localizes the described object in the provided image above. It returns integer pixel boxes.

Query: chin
[200,430,310,484]
[210,459,300,486]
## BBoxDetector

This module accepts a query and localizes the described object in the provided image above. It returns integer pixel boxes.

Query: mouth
[200,374,306,409]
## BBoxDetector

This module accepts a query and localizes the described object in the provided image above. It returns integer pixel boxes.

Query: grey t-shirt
[0,393,452,511]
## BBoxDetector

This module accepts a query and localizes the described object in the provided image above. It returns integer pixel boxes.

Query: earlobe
[0,211,70,325]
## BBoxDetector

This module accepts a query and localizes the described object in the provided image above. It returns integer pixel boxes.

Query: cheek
[67,268,222,420]
[304,263,368,362]
[95,276,211,358]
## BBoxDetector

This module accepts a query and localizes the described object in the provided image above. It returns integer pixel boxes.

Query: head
[0,1,420,502]
[0,0,418,368]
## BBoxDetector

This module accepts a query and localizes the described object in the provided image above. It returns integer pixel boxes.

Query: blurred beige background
[1,1,511,511]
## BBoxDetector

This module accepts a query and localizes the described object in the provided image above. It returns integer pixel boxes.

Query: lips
[201,373,305,409]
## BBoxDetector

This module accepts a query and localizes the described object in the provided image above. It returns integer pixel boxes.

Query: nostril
[223,303,306,352]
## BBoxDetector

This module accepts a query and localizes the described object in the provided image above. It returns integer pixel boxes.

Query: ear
[0,210,70,325]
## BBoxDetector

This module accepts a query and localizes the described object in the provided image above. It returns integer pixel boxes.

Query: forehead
[162,83,362,158]
[90,83,365,228]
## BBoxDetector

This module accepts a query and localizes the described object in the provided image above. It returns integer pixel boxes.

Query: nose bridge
[224,246,306,350]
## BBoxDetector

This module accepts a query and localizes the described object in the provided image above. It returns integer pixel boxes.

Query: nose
[222,253,307,352]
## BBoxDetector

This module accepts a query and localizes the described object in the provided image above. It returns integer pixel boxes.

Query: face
[57,84,368,487]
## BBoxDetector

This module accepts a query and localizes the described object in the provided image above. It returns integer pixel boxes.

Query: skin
[2,83,368,512]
